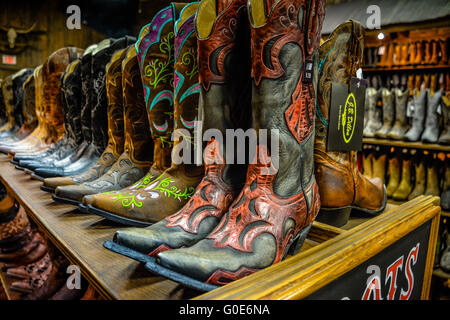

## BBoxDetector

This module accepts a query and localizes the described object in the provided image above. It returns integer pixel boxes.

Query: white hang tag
[437,104,442,115]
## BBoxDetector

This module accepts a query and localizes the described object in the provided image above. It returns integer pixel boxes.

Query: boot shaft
[12,68,34,128]
[80,47,96,144]
[135,5,178,171]
[393,87,409,125]
[22,74,37,130]
[1,75,14,124]
[90,36,136,150]
[104,48,128,157]
[196,0,252,186]
[247,0,325,197]
[61,59,83,145]
[121,46,153,163]
[172,2,204,175]
[381,88,394,123]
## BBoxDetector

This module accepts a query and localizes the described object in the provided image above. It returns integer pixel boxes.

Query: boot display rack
[0,154,442,300]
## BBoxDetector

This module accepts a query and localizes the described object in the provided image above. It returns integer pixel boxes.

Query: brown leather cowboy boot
[45,48,129,198]
[152,0,325,289]
[408,155,426,200]
[0,71,36,146]
[408,42,416,65]
[424,157,441,197]
[386,155,401,198]
[313,21,386,227]
[0,75,17,139]
[362,149,374,178]
[423,41,431,64]
[414,41,423,65]
[11,48,83,156]
[372,152,387,185]
[392,156,413,201]
[107,0,252,261]
[399,43,409,65]
[430,40,439,64]
[86,3,204,226]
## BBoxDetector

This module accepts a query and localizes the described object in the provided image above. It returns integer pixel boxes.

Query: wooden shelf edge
[362,64,450,72]
[363,138,450,152]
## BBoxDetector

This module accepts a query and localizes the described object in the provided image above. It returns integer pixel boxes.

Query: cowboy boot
[438,96,450,144]
[0,70,28,140]
[440,161,450,211]
[33,40,133,178]
[18,60,84,171]
[70,45,156,210]
[414,41,423,64]
[393,43,401,65]
[392,156,413,201]
[11,48,83,157]
[0,75,18,140]
[86,3,205,226]
[108,0,252,260]
[424,158,440,197]
[312,21,386,227]
[362,149,374,178]
[408,155,426,200]
[405,89,427,141]
[439,39,448,65]
[363,87,382,137]
[386,42,395,68]
[421,88,443,143]
[408,42,416,65]
[0,79,6,126]
[6,253,51,280]
[0,73,37,146]
[372,152,386,185]
[15,45,98,166]
[151,0,325,288]
[399,43,409,65]
[387,88,410,140]
[378,44,388,67]
[423,41,431,64]
[374,88,395,138]
[430,41,439,64]
[386,155,401,198]
[50,47,130,201]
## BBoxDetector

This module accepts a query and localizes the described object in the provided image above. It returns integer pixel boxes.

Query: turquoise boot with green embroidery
[86,2,204,226]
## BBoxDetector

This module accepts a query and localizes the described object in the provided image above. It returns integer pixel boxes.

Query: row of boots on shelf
[364,29,449,68]
[363,72,450,144]
[0,183,100,300]
[0,0,388,289]
[362,147,450,210]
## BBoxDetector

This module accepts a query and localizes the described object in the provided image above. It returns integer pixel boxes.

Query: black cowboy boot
[106,0,252,263]
[146,0,325,290]
[34,37,135,178]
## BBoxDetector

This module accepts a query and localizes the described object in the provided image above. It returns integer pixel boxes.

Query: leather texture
[86,3,204,224]
[421,89,443,143]
[386,155,400,198]
[387,88,410,140]
[363,87,382,137]
[112,0,252,256]
[374,88,394,138]
[392,157,412,201]
[156,0,324,286]
[405,89,427,142]
[45,47,130,192]
[438,96,450,144]
[314,20,385,212]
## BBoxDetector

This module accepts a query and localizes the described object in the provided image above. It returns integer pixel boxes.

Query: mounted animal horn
[0,22,36,48]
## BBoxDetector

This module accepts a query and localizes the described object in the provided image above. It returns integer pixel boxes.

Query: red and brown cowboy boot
[107,0,252,262]
[145,0,324,290]
[315,22,386,227]
[86,2,204,227]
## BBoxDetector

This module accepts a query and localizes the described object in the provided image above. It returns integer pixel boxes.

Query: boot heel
[288,223,312,256]
[315,207,351,228]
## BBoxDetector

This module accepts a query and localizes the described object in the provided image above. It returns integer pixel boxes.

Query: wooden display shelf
[0,153,441,300]
[0,155,195,300]
[362,64,450,72]
[388,199,450,217]
[363,138,450,153]
[0,155,335,300]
